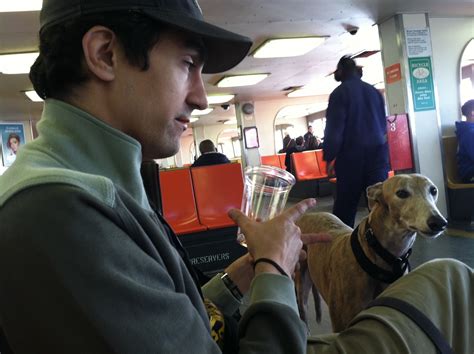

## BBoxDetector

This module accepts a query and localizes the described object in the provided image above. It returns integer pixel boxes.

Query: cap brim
[144,10,252,74]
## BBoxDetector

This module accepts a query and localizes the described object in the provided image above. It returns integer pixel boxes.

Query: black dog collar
[350,225,412,284]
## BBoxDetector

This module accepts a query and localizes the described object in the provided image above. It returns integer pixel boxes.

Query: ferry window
[460,39,474,115]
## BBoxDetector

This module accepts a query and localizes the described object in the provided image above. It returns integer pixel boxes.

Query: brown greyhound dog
[295,174,447,332]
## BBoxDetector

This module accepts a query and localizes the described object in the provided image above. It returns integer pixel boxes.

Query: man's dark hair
[199,139,216,154]
[461,99,474,118]
[30,11,165,100]
[295,136,304,146]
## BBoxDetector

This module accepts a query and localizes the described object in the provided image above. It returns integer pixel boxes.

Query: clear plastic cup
[237,165,296,246]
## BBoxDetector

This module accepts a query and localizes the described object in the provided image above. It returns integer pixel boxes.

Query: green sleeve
[0,184,221,354]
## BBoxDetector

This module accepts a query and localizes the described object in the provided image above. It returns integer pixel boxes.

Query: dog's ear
[366,182,385,210]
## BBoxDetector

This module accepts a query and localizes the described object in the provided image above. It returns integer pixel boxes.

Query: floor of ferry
[250,193,474,336]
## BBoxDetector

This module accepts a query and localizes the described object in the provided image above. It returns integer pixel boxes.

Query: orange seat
[261,155,281,168]
[314,149,328,178]
[191,163,244,229]
[159,168,207,235]
[291,151,324,181]
[278,154,286,169]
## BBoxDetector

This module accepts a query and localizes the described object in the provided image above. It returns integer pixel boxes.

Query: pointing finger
[301,233,332,245]
[281,198,316,222]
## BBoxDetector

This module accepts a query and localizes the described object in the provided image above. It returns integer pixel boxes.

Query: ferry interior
[0,0,473,336]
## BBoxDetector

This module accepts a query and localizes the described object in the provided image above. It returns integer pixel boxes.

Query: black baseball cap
[40,0,253,74]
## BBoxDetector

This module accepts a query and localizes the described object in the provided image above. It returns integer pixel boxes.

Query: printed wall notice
[0,123,25,167]
[405,28,432,58]
[385,63,402,84]
[408,57,436,111]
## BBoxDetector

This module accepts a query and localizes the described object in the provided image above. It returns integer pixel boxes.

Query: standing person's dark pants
[334,144,389,227]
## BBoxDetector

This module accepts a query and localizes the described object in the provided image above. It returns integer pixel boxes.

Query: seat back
[314,149,328,177]
[159,168,207,234]
[291,151,323,181]
[191,163,244,229]
[442,136,462,185]
[261,155,281,168]
[278,154,286,170]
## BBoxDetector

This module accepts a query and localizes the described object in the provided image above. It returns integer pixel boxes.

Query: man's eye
[184,58,195,68]
[396,189,410,199]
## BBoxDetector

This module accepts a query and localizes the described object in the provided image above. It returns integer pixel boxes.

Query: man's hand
[228,199,330,278]
[326,160,336,177]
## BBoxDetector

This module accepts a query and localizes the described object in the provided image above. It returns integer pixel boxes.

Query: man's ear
[82,25,117,82]
[366,182,385,210]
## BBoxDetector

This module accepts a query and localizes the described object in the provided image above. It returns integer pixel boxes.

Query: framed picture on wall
[243,126,260,149]
[0,123,25,167]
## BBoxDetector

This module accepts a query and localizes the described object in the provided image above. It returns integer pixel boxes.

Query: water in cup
[237,165,296,246]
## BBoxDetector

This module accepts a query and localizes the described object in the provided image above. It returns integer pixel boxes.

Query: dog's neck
[351,219,412,285]
[366,206,416,258]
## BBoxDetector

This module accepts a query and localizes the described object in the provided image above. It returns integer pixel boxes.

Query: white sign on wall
[405,28,432,58]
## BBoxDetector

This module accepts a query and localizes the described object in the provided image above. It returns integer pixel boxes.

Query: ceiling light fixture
[0,52,39,74]
[207,94,235,104]
[216,74,269,88]
[24,90,43,102]
[191,108,213,116]
[0,1,42,12]
[224,119,237,125]
[252,37,327,58]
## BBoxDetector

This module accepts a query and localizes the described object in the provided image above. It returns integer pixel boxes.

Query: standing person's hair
[334,55,362,82]
[29,12,165,100]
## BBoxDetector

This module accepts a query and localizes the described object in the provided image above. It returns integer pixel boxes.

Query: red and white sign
[385,63,402,84]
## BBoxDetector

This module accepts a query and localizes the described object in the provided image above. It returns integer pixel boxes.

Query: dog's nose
[427,215,447,232]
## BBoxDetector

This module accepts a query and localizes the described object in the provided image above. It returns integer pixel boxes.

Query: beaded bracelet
[253,258,289,277]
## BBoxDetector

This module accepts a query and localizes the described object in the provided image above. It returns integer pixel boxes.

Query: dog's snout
[427,215,447,232]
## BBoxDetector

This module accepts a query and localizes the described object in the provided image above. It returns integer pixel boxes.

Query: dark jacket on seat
[191,152,231,167]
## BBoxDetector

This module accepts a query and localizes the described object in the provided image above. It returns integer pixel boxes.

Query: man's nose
[188,73,208,111]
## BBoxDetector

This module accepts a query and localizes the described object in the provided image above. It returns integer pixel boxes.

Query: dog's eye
[396,189,410,199]
[429,186,437,196]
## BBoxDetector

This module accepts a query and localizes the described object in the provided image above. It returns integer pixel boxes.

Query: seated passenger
[285,136,305,173]
[305,135,321,151]
[278,133,292,153]
[191,139,231,167]
[456,99,474,183]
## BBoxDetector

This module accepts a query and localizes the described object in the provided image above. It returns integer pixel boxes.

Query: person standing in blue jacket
[456,99,474,183]
[323,55,389,227]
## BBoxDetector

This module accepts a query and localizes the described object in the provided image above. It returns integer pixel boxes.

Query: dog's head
[367,174,447,237]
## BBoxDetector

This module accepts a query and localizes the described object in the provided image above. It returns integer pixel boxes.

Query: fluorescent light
[0,52,39,74]
[207,94,234,104]
[24,90,43,102]
[288,76,339,97]
[276,103,328,120]
[191,108,213,116]
[216,74,269,88]
[253,37,327,58]
[0,1,42,12]
[189,117,199,123]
